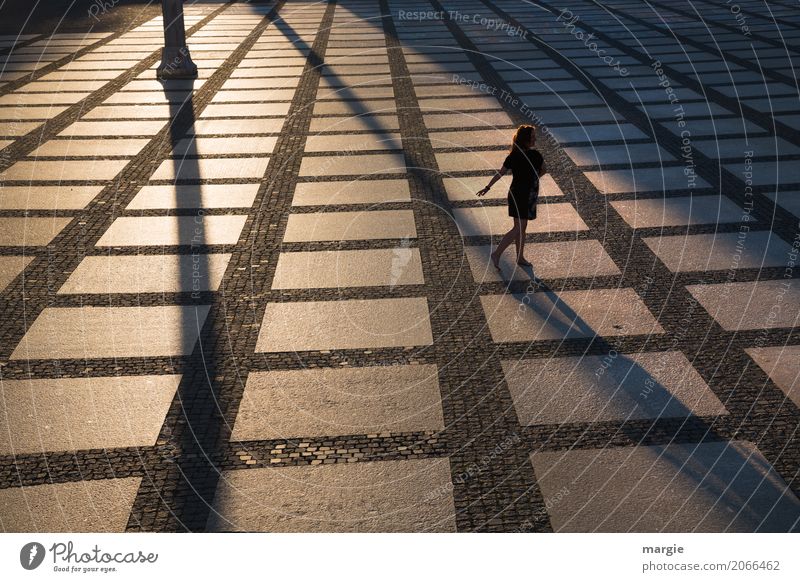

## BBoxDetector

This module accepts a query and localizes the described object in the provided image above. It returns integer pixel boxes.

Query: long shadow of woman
[509,279,800,531]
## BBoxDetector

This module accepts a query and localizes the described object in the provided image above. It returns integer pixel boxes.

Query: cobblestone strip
[589,0,798,87]
[1,432,449,489]
[0,1,284,490]
[0,356,185,383]
[0,448,164,489]
[379,0,552,532]
[220,431,450,471]
[523,417,734,452]
[490,327,800,366]
[125,0,336,532]
[450,0,800,496]
[528,0,800,151]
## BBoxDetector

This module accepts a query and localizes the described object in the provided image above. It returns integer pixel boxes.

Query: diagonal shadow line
[504,273,800,531]
[123,74,219,533]
[270,12,429,153]
[166,78,222,532]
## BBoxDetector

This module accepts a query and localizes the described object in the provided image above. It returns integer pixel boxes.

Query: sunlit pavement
[1,0,799,532]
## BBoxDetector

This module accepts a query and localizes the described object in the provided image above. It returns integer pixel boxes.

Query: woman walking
[477,124,546,269]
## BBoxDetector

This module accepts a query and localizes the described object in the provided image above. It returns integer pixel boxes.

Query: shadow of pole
[144,1,323,532]
[154,77,223,531]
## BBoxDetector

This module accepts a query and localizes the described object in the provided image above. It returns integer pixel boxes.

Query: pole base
[156,46,198,80]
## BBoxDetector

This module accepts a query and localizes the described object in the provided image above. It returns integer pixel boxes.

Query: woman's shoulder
[503,148,523,164]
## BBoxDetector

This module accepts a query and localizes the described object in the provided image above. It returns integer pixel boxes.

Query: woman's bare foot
[517,257,532,267]
[490,250,501,270]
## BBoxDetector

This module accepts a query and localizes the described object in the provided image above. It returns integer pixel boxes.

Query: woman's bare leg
[515,218,530,264]
[491,217,521,267]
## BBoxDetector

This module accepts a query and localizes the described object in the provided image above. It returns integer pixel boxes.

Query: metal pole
[157,0,197,79]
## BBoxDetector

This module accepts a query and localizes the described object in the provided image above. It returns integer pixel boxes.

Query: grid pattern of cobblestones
[1,0,799,532]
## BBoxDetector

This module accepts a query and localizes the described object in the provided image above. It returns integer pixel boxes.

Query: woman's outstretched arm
[477,166,508,196]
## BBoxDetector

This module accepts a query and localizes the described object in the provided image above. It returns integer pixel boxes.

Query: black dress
[503,148,544,219]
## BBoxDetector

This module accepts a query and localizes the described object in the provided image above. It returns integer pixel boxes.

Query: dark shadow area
[125,76,219,532]
[0,0,161,35]
[161,73,227,531]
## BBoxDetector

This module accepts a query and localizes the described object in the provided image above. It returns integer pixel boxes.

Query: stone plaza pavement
[0,0,799,532]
